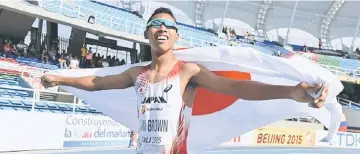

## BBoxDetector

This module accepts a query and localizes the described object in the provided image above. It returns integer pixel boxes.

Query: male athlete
[41,8,328,154]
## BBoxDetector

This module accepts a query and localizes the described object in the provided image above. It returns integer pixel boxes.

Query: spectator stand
[0,56,101,115]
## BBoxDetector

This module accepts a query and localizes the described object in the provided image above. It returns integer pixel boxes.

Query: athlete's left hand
[292,82,328,108]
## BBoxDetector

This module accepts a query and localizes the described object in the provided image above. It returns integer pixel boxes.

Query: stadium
[0,0,359,154]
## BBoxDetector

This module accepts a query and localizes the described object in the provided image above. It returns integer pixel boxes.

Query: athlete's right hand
[41,74,59,88]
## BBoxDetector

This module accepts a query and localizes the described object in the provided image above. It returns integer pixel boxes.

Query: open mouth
[156,35,169,41]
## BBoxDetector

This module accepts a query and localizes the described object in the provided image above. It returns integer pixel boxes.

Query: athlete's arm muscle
[45,67,140,91]
[186,63,294,101]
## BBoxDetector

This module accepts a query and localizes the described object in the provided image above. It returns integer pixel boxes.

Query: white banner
[0,111,64,151]
[315,130,360,148]
[0,111,131,152]
[63,114,131,147]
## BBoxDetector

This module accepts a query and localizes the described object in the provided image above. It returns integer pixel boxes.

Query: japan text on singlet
[134,61,190,154]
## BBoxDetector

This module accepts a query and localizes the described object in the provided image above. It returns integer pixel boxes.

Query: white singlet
[134,61,190,154]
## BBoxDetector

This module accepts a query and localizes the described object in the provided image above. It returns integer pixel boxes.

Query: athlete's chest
[145,71,171,84]
[135,72,181,97]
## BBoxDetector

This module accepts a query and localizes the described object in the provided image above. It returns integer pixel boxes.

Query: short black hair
[147,7,177,24]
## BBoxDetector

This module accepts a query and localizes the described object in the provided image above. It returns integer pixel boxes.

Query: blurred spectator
[16,40,28,56]
[94,53,101,67]
[318,39,322,50]
[80,45,87,67]
[11,44,20,58]
[92,52,97,67]
[97,56,104,67]
[230,29,236,39]
[84,48,93,68]
[102,59,109,68]
[113,58,121,66]
[120,59,126,65]
[69,56,79,69]
[48,49,57,61]
[42,48,49,63]
[244,31,250,43]
[111,56,116,66]
[3,40,11,57]
[28,42,35,56]
[65,53,72,66]
[222,27,226,34]
[41,40,47,53]
[56,51,61,60]
[52,38,59,51]
[59,54,67,69]
[226,28,231,39]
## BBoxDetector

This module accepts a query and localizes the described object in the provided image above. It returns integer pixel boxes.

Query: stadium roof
[111,0,359,49]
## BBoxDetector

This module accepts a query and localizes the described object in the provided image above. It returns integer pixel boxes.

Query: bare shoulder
[127,66,145,79]
[181,63,202,79]
[181,62,201,76]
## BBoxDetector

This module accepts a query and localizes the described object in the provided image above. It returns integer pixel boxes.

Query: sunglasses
[146,18,178,31]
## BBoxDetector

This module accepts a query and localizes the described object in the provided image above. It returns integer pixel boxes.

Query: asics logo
[164,84,172,93]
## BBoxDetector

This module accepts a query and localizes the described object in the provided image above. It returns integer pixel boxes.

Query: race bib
[138,116,173,145]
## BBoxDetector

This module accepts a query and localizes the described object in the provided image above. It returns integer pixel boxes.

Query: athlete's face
[145,13,179,55]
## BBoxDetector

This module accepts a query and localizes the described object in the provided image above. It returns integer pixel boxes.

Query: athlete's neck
[150,49,177,72]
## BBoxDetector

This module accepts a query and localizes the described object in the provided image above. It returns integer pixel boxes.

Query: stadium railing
[319,64,360,79]
[337,97,360,111]
[0,85,82,112]
[0,61,90,114]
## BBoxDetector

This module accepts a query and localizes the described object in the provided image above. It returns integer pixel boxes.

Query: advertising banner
[315,130,360,148]
[0,111,64,152]
[62,114,131,148]
[220,131,254,146]
[253,128,315,147]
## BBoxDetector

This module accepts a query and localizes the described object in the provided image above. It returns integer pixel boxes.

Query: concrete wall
[19,76,34,97]
[67,28,86,57]
[343,107,360,128]
[54,88,75,103]
[0,9,35,40]
[46,21,58,49]
[139,44,151,62]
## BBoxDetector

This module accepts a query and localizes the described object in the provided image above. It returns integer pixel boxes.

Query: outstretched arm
[41,67,138,91]
[187,63,327,105]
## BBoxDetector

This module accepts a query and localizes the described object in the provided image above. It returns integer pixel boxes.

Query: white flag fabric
[51,46,343,152]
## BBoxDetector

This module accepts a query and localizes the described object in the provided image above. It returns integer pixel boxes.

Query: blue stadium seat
[22,100,33,107]
[0,79,7,84]
[10,100,24,106]
[35,102,48,109]
[0,99,11,105]
[1,106,16,111]
[87,106,97,112]
[52,110,65,114]
[7,80,19,86]
[57,104,70,110]
[6,89,18,96]
[46,103,58,109]
[0,89,7,94]
[17,91,29,97]
[76,106,88,112]
[63,111,73,114]
[1,94,12,98]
